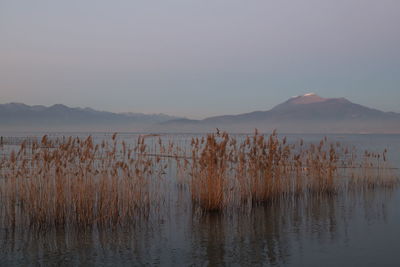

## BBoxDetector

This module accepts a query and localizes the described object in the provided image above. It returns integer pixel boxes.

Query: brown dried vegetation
[186,131,398,212]
[0,134,166,229]
[0,131,398,229]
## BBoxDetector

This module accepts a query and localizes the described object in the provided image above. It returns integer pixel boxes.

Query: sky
[1,0,399,119]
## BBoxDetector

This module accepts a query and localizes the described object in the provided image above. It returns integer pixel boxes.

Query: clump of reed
[0,131,398,228]
[190,132,230,211]
[186,131,398,212]
[0,134,167,230]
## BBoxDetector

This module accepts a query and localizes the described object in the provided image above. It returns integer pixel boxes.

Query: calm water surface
[0,133,399,266]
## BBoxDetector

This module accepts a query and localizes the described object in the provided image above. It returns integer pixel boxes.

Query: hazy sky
[1,0,399,118]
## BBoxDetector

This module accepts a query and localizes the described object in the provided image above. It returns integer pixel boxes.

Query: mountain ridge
[0,102,182,132]
[1,94,399,133]
[159,93,400,133]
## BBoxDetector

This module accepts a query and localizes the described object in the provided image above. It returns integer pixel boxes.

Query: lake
[0,132,399,266]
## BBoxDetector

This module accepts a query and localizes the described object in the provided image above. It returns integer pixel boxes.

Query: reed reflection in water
[0,189,396,266]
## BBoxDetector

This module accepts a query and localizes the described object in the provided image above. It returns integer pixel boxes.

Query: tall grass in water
[0,131,398,228]
[190,132,230,211]
[186,131,398,212]
[0,134,166,229]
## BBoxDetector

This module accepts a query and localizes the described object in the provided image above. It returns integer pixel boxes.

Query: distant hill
[2,94,400,133]
[157,94,400,134]
[0,103,181,132]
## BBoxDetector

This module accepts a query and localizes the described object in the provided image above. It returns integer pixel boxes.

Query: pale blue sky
[1,0,399,118]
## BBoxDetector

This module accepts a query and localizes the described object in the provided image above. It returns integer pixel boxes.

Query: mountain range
[1,94,399,133]
[0,103,181,132]
[156,93,400,133]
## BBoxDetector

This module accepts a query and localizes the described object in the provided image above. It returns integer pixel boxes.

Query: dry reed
[0,131,398,229]
[0,134,166,230]
[185,130,398,212]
